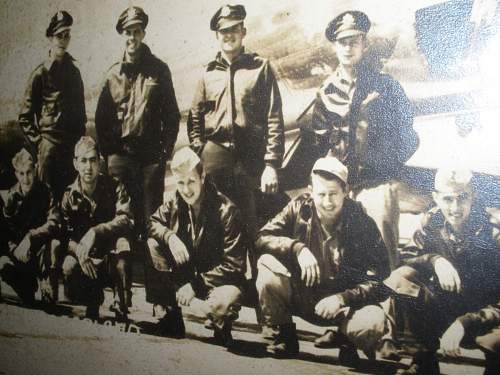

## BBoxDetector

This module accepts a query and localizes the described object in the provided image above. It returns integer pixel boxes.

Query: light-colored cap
[171,147,201,174]
[434,168,473,192]
[312,155,348,184]
[12,148,35,169]
[74,136,98,158]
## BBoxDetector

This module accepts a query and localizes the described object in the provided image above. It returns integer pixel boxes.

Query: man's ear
[73,158,78,172]
[432,191,439,204]
[242,26,247,38]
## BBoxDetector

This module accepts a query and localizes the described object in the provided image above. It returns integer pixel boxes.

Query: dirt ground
[0,279,487,375]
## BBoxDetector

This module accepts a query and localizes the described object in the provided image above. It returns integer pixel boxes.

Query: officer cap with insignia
[210,4,246,31]
[46,11,73,38]
[325,10,371,42]
[116,6,149,34]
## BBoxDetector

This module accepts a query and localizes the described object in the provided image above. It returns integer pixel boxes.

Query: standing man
[146,147,247,347]
[0,149,61,307]
[385,169,500,375]
[255,155,391,364]
[60,137,134,321]
[187,4,285,258]
[311,10,419,356]
[95,6,180,242]
[19,11,86,200]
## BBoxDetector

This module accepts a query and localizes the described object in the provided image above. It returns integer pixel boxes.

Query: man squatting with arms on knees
[310,10,419,358]
[18,11,86,201]
[146,147,247,347]
[383,169,500,375]
[0,149,61,308]
[60,137,134,321]
[255,155,391,365]
[187,4,285,280]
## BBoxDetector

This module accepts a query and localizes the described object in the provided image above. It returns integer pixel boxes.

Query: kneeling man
[256,155,391,364]
[61,137,134,321]
[386,169,500,375]
[146,147,247,346]
[0,149,60,306]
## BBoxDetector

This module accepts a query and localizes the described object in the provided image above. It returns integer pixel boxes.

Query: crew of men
[0,5,499,375]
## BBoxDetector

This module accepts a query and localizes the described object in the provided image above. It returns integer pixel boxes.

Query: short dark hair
[310,170,347,192]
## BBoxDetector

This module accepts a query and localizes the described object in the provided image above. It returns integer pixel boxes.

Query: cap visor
[216,19,243,31]
[52,26,71,35]
[334,30,365,41]
[122,19,144,31]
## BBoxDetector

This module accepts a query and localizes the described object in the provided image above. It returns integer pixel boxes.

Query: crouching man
[146,147,247,347]
[385,169,500,375]
[255,155,391,364]
[0,149,61,307]
[61,137,134,321]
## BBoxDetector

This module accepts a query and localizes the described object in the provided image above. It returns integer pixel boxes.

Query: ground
[0,274,487,375]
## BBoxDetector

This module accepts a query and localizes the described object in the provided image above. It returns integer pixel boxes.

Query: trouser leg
[0,255,37,305]
[200,285,242,329]
[142,161,166,233]
[475,326,500,375]
[110,251,132,314]
[37,138,75,201]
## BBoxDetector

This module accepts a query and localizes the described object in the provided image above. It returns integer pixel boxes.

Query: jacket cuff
[292,241,306,257]
[265,159,280,169]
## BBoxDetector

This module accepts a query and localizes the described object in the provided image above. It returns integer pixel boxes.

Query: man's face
[216,23,246,55]
[433,186,473,232]
[122,24,145,56]
[73,149,99,185]
[310,173,347,222]
[334,34,366,67]
[15,163,36,195]
[49,30,71,59]
[173,168,204,207]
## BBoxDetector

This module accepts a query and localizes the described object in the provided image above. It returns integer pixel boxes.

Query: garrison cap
[210,4,246,31]
[46,11,73,37]
[12,148,35,170]
[171,147,202,175]
[116,6,148,34]
[312,155,348,185]
[434,169,473,193]
[325,11,371,42]
[74,136,99,158]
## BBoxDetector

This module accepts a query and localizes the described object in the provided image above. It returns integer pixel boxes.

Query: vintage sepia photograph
[0,1,499,374]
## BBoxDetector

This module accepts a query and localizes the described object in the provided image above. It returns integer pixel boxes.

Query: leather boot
[265,323,299,358]
[157,305,185,338]
[396,351,440,375]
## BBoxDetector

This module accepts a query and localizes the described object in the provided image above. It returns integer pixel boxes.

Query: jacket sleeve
[92,182,134,240]
[148,198,176,245]
[399,213,443,273]
[95,77,115,157]
[187,73,206,153]
[202,205,247,287]
[18,68,43,148]
[159,63,180,159]
[255,199,305,262]
[72,68,87,141]
[338,214,391,307]
[29,189,61,242]
[263,61,285,168]
[457,301,500,338]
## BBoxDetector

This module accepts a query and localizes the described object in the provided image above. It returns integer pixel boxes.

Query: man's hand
[0,256,14,269]
[261,165,278,194]
[297,248,320,287]
[315,295,344,320]
[440,320,465,357]
[176,283,195,306]
[13,234,32,263]
[76,229,96,264]
[434,257,461,293]
[80,259,98,280]
[168,234,190,266]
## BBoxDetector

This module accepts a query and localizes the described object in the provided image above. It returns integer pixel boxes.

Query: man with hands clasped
[255,155,391,364]
[60,137,134,321]
[385,169,500,375]
[146,147,247,347]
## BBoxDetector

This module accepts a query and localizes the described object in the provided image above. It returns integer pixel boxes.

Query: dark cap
[210,4,246,31]
[116,6,148,34]
[46,11,73,37]
[325,11,371,42]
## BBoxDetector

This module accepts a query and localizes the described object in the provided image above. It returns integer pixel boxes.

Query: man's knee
[147,237,170,272]
[207,285,242,316]
[341,305,387,352]
[255,259,290,296]
[62,256,79,277]
[114,254,130,277]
